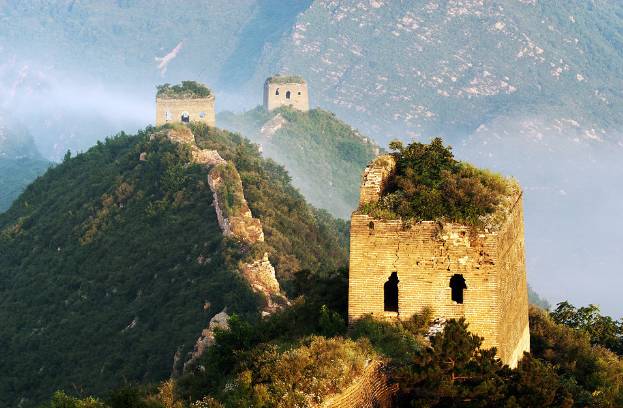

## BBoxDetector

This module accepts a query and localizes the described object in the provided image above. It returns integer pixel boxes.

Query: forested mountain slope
[219,107,380,218]
[0,125,348,407]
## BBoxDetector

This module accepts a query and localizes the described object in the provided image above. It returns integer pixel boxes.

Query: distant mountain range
[3,0,621,147]
[0,116,49,211]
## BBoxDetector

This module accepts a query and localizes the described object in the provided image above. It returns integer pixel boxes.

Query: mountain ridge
[0,124,348,407]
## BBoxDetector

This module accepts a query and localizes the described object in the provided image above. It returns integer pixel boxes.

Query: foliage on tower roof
[156,81,212,99]
[361,138,517,226]
[266,74,306,84]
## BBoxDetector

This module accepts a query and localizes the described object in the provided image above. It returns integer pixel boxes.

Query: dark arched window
[275,88,280,95]
[384,272,399,312]
[181,112,190,123]
[286,90,291,99]
[450,274,467,304]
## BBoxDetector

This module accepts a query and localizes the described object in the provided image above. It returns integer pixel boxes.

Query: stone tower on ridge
[349,155,530,368]
[156,81,215,127]
[263,75,309,112]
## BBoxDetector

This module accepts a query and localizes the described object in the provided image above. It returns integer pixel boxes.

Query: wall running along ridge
[161,127,283,300]
[349,155,529,368]
[182,308,230,373]
[319,360,398,408]
[154,127,289,372]
[264,79,310,112]
[156,96,216,127]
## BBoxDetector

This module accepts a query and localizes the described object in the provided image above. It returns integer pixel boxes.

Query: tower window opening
[165,111,171,121]
[384,272,399,312]
[275,88,280,96]
[286,90,291,99]
[181,112,190,123]
[199,111,206,118]
[298,91,301,95]
[450,274,467,304]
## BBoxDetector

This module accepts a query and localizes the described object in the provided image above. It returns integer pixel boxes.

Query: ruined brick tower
[348,155,530,368]
[156,81,215,126]
[263,75,309,112]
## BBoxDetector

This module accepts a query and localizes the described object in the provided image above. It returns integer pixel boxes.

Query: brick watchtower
[348,155,530,368]
[263,75,309,112]
[156,81,215,127]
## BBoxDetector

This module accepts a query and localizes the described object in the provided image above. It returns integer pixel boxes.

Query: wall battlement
[349,155,530,368]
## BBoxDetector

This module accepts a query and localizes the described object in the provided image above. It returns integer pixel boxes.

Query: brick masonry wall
[320,360,398,408]
[349,215,502,352]
[156,96,216,126]
[493,194,530,366]
[349,157,530,368]
[358,155,397,206]
[264,81,309,112]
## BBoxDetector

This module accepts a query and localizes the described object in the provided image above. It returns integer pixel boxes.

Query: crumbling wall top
[358,154,397,206]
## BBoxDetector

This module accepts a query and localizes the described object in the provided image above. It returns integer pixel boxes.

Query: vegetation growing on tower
[265,75,306,84]
[156,81,212,99]
[362,137,515,226]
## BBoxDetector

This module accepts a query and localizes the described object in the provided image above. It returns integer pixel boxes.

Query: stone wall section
[319,360,398,408]
[241,253,287,316]
[493,193,530,366]
[358,155,397,206]
[156,96,216,127]
[183,309,230,373]
[207,164,265,244]
[162,128,286,311]
[264,80,309,112]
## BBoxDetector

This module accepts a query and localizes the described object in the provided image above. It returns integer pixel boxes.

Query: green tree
[45,391,108,408]
[395,319,510,407]
[551,301,623,355]
[369,138,510,226]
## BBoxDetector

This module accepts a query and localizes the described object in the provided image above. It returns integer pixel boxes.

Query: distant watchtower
[349,155,530,368]
[263,75,309,112]
[156,81,215,126]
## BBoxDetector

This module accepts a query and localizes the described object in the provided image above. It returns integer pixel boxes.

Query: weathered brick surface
[207,165,265,245]
[320,360,398,408]
[349,158,530,368]
[359,155,397,206]
[156,96,216,126]
[264,79,309,112]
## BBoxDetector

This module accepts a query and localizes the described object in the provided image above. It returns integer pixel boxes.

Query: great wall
[152,78,530,404]
[147,125,289,373]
